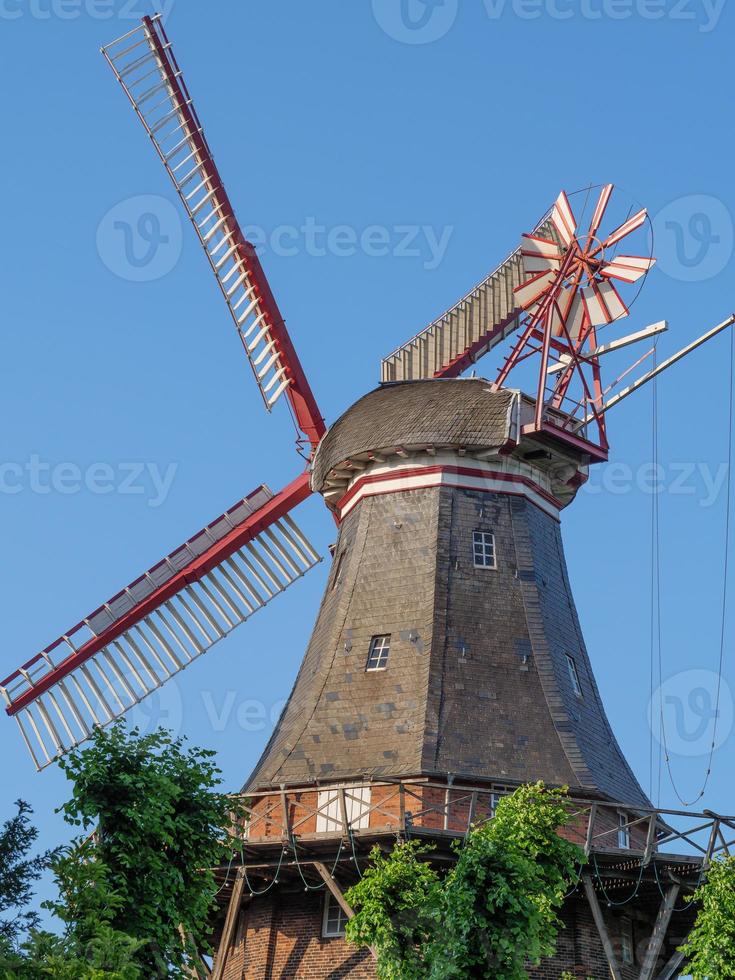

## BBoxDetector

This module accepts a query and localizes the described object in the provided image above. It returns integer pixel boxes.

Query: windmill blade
[101,17,324,448]
[587,184,614,240]
[601,208,648,251]
[550,190,577,246]
[581,280,629,326]
[0,474,320,769]
[514,269,556,311]
[380,214,559,382]
[600,255,656,284]
[520,234,562,274]
[552,288,586,342]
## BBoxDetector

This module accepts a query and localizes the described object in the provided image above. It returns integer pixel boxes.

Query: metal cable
[656,326,734,805]
[592,851,645,907]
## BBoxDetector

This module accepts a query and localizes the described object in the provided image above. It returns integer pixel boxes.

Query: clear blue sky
[1,0,733,914]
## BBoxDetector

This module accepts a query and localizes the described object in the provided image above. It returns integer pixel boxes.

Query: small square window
[366,635,390,671]
[473,531,497,569]
[322,894,348,938]
[617,811,631,850]
[565,654,583,698]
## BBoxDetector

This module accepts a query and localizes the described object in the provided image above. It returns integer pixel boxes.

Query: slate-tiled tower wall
[247,486,440,787]
[247,480,647,807]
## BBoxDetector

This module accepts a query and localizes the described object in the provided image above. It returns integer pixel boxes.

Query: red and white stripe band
[335,458,562,521]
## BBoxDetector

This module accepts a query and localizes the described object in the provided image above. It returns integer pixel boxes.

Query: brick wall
[219,888,671,979]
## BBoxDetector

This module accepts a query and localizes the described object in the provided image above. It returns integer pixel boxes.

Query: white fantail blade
[550,286,585,343]
[565,292,586,343]
[514,269,556,310]
[522,254,562,274]
[602,208,648,250]
[520,234,562,274]
[587,184,614,239]
[521,234,562,259]
[581,280,629,326]
[550,285,576,334]
[600,254,656,284]
[0,475,320,769]
[550,190,577,247]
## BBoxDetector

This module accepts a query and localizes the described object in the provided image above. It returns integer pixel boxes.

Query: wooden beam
[211,868,245,980]
[639,884,680,980]
[643,813,658,865]
[313,861,377,962]
[656,950,685,980]
[313,861,355,919]
[584,804,598,857]
[582,874,623,980]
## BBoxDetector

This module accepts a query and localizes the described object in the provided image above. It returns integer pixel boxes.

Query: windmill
[1,14,732,781]
[5,15,735,978]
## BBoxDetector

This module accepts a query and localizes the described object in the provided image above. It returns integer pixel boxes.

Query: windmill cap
[311,378,589,509]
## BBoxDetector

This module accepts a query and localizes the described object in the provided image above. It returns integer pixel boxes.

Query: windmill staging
[3,13,735,980]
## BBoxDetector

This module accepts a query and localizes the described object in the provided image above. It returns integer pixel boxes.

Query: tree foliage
[344,842,441,978]
[0,835,144,979]
[0,800,53,948]
[345,782,582,979]
[1,723,236,978]
[680,855,735,980]
[54,722,237,978]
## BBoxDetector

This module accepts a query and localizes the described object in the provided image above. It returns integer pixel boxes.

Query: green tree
[680,855,735,980]
[0,800,53,950]
[345,841,441,979]
[345,782,582,980]
[54,722,237,978]
[0,825,143,978]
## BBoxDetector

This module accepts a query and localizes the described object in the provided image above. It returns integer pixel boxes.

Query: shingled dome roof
[311,379,518,492]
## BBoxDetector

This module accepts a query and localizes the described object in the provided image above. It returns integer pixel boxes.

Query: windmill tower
[3,15,734,980]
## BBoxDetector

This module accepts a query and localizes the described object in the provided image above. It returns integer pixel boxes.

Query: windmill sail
[1,475,320,769]
[380,215,558,382]
[101,16,324,448]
